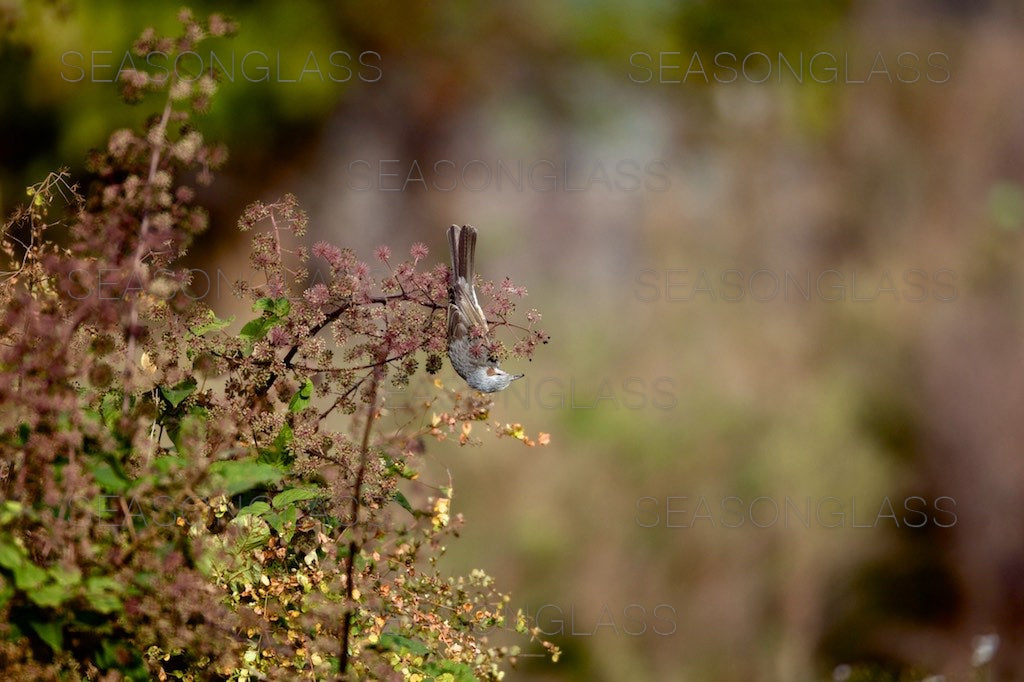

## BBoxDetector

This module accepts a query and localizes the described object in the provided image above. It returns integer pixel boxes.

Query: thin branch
[254,292,443,398]
[122,93,174,414]
[318,372,371,422]
[338,365,381,677]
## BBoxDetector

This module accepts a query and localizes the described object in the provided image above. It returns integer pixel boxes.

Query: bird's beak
[512,373,525,381]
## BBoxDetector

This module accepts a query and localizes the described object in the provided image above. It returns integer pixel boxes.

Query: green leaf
[239,316,275,342]
[264,505,298,542]
[239,316,280,356]
[378,632,430,656]
[421,660,479,681]
[88,460,130,494]
[241,298,290,354]
[189,310,235,336]
[152,455,187,475]
[275,422,294,450]
[258,423,294,467]
[29,582,68,608]
[86,592,122,614]
[208,459,285,496]
[228,514,273,554]
[392,490,414,516]
[288,378,314,413]
[254,297,291,317]
[99,392,122,429]
[48,565,82,588]
[85,576,123,614]
[252,297,275,313]
[0,501,23,525]
[30,620,63,652]
[272,486,322,509]
[383,456,419,480]
[167,405,209,454]
[0,537,25,570]
[237,501,272,517]
[13,561,47,590]
[160,378,198,409]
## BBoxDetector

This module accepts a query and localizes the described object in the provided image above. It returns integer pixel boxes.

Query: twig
[122,93,174,415]
[255,293,443,398]
[338,364,381,677]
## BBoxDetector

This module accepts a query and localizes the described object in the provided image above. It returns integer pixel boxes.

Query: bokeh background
[4,1,1024,680]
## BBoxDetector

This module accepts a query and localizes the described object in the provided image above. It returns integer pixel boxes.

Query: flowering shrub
[0,10,554,681]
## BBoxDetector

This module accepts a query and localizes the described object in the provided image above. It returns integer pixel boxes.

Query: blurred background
[4,1,1024,679]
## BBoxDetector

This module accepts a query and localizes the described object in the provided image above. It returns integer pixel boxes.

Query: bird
[446,224,524,392]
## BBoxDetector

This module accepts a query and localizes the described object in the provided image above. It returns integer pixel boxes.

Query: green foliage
[0,9,553,681]
[207,459,286,497]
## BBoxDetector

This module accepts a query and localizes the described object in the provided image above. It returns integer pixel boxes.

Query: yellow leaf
[140,352,157,374]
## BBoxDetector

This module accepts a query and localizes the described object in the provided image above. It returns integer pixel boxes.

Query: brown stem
[338,365,380,677]
[318,372,370,422]
[121,94,174,415]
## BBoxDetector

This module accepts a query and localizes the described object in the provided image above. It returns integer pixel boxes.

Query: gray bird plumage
[447,225,523,392]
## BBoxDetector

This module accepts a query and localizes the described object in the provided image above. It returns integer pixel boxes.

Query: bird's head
[470,366,524,393]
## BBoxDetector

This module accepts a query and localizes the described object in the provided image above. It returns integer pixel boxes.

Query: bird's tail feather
[448,224,476,283]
